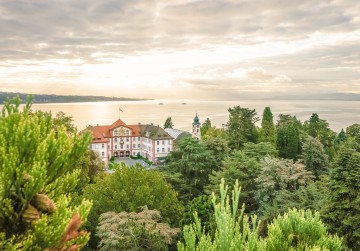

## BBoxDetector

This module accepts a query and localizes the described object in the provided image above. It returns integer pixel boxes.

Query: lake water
[9,99,360,133]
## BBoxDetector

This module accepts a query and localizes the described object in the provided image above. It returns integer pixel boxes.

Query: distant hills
[266,92,360,101]
[0,92,150,104]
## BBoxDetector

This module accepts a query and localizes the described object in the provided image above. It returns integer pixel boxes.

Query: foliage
[241,142,278,160]
[163,137,217,202]
[260,107,276,144]
[346,123,360,143]
[276,115,301,160]
[301,136,329,179]
[0,97,92,250]
[226,106,259,150]
[181,195,215,237]
[97,208,180,251]
[164,117,174,129]
[336,129,347,145]
[202,127,227,141]
[53,111,76,134]
[206,151,261,213]
[263,208,343,251]
[201,118,212,136]
[256,157,314,222]
[178,179,261,251]
[203,136,230,164]
[303,113,337,158]
[82,164,184,249]
[75,150,105,191]
[322,145,360,250]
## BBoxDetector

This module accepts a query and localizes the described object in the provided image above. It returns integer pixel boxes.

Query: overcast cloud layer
[0,0,359,99]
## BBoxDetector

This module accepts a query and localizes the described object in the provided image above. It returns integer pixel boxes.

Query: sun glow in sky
[0,0,359,100]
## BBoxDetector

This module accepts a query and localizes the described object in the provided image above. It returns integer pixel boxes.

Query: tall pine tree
[322,145,360,250]
[260,107,275,144]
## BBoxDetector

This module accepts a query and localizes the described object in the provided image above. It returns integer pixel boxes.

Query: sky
[0,0,359,100]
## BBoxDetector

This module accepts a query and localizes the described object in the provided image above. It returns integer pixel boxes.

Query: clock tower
[192,113,201,141]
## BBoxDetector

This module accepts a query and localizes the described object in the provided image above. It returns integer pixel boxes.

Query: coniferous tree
[322,145,360,250]
[336,129,347,144]
[164,117,174,129]
[201,118,212,136]
[260,106,276,144]
[276,115,301,160]
[0,97,92,250]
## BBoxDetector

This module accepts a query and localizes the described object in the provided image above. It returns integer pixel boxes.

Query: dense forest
[1,96,359,250]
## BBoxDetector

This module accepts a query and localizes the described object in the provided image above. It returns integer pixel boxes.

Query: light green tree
[0,97,92,250]
[178,179,343,251]
[201,118,212,136]
[260,107,276,144]
[97,208,180,251]
[82,164,184,249]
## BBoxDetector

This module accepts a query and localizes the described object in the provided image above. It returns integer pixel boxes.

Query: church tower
[192,113,201,141]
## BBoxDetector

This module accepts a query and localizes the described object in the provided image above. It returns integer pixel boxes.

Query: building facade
[87,119,174,166]
[192,113,202,141]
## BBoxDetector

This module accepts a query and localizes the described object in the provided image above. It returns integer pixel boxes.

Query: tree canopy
[0,97,92,250]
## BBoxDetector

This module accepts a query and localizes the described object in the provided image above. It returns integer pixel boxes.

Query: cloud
[0,0,359,98]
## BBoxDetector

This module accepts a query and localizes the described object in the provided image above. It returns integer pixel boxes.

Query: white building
[87,119,174,166]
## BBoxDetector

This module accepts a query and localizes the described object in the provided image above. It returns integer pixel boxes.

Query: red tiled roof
[128,124,141,137]
[87,125,109,143]
[110,119,130,130]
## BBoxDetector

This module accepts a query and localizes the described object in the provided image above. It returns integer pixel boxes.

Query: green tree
[322,145,360,250]
[301,136,329,180]
[276,115,301,160]
[162,137,217,202]
[178,179,262,251]
[202,127,227,141]
[164,117,174,129]
[205,151,261,213]
[181,195,215,237]
[53,110,76,134]
[263,208,343,251]
[303,113,337,158]
[260,107,276,144]
[256,157,314,224]
[97,209,180,251]
[0,97,92,250]
[82,165,184,249]
[336,129,347,145]
[201,118,212,136]
[178,179,342,251]
[226,106,259,150]
[346,123,360,143]
[203,136,230,164]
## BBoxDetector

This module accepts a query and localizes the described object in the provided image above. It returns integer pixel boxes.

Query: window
[138,144,141,148]
[115,145,118,149]
[101,152,104,157]
[102,144,105,149]
[162,148,165,152]
[168,140,170,144]
[138,137,141,141]
[162,140,165,145]
[120,144,123,149]
[157,140,160,145]
[157,148,159,153]
[133,152,135,156]
[133,144,136,148]
[168,147,170,152]
[89,145,92,149]
[126,145,129,149]
[115,138,118,143]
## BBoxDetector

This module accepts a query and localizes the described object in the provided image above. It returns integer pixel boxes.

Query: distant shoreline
[0,92,151,104]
